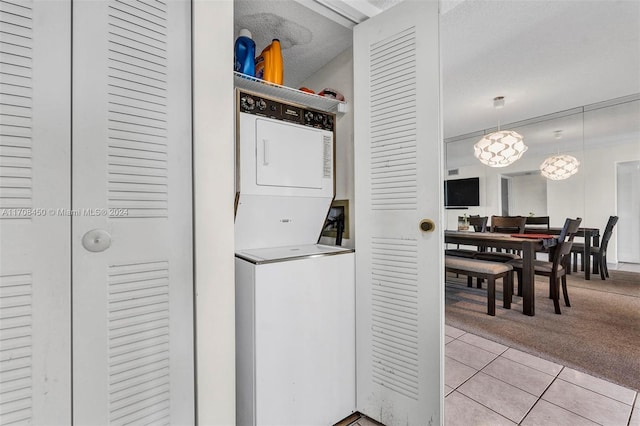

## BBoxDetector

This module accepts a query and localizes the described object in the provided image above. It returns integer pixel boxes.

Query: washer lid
[236,244,353,264]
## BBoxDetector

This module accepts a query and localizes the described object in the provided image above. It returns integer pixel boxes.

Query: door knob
[419,219,436,232]
[82,229,112,252]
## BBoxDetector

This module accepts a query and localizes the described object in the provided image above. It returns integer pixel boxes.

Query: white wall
[510,174,547,217]
[582,143,640,262]
[300,47,356,248]
[193,1,236,424]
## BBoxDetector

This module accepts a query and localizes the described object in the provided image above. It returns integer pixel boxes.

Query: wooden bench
[445,256,513,316]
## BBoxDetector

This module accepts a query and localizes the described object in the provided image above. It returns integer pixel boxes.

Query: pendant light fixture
[540,130,580,180]
[474,96,527,167]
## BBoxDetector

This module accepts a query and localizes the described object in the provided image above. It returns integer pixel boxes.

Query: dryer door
[255,118,324,189]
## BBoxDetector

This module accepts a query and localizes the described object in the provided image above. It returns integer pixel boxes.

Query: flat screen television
[444,177,480,207]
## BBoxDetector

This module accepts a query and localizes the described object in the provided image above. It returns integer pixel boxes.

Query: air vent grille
[0,0,33,218]
[107,1,169,219]
[369,27,417,211]
[370,237,419,400]
[108,261,171,425]
[0,273,33,424]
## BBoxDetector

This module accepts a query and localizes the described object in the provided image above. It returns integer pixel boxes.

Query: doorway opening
[500,171,548,217]
[616,160,640,263]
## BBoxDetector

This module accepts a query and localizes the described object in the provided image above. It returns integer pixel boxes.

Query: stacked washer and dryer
[234,89,356,425]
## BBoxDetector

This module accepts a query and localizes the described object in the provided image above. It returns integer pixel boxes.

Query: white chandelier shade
[540,154,580,180]
[474,130,528,167]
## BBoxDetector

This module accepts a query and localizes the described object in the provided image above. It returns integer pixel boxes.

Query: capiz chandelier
[540,154,580,180]
[474,130,527,167]
[540,130,580,180]
[474,97,527,167]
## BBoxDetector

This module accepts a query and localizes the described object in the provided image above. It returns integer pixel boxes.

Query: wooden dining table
[524,226,600,280]
[444,230,558,316]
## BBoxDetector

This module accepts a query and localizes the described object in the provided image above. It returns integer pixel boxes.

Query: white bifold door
[353,1,443,425]
[0,1,194,424]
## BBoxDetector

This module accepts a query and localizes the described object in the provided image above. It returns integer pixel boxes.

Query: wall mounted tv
[444,177,480,207]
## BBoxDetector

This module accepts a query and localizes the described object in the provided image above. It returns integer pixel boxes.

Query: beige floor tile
[445,356,478,389]
[458,332,508,355]
[501,347,563,376]
[457,372,538,423]
[482,356,556,397]
[445,385,454,396]
[445,325,466,339]
[521,400,599,426]
[445,334,455,344]
[629,397,640,426]
[445,339,499,370]
[445,391,516,426]
[542,379,633,425]
[558,367,636,405]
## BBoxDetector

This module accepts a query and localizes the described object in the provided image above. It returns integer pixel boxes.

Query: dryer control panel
[238,91,334,132]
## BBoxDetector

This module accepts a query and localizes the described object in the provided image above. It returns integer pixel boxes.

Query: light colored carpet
[445,269,640,391]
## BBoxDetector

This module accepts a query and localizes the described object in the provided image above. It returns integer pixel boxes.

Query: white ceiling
[235,0,640,139]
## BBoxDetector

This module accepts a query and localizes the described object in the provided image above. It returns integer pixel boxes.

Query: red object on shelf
[318,88,345,101]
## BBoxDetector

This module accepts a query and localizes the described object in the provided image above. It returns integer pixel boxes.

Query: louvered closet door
[0,1,71,424]
[353,1,443,425]
[72,1,193,424]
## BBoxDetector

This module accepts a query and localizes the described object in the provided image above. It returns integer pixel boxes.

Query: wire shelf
[234,72,347,114]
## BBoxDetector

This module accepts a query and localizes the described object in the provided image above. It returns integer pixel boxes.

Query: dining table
[444,230,558,316]
[524,226,600,280]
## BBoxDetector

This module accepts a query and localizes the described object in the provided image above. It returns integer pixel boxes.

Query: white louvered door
[1,1,193,424]
[353,1,443,425]
[0,1,71,424]
[72,0,193,424]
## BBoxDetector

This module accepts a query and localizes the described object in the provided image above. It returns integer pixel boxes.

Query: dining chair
[525,216,550,230]
[525,216,551,259]
[474,215,527,262]
[571,216,618,280]
[469,215,488,233]
[445,216,488,259]
[491,215,527,234]
[508,217,582,314]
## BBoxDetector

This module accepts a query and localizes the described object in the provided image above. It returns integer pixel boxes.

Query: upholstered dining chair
[571,215,618,280]
[509,217,582,314]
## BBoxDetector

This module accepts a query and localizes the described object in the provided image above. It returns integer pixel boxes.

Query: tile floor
[445,325,639,425]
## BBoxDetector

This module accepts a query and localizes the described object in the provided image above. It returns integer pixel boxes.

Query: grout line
[536,371,619,426]
[500,347,564,378]
[627,392,638,426]
[445,355,481,391]
[554,376,636,407]
[478,357,555,399]
[445,389,516,424]
[518,366,565,424]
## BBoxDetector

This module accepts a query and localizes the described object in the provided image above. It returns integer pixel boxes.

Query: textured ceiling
[441,0,640,138]
[235,0,640,139]
[234,0,353,89]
